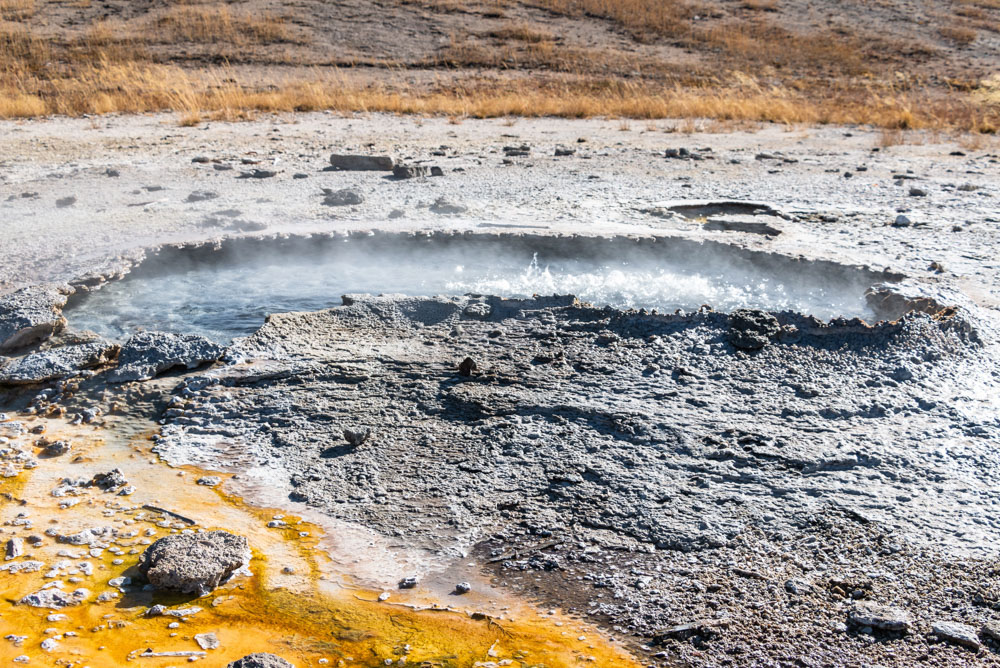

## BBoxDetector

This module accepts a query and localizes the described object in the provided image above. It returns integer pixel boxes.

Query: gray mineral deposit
[1,113,999,667]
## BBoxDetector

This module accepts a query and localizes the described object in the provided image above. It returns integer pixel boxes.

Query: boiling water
[69,238,878,343]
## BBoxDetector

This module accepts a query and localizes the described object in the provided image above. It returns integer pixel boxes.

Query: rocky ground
[1,115,1000,666]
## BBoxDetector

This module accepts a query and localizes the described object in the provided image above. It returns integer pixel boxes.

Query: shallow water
[69,238,878,343]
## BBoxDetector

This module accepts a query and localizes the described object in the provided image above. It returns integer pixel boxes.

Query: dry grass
[940,25,978,44]
[0,0,996,132]
[0,0,34,20]
[155,5,292,44]
[487,23,556,43]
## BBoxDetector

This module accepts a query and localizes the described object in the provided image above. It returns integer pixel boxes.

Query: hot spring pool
[67,233,890,343]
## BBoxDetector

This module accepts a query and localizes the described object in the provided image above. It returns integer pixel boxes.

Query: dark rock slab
[0,284,72,353]
[329,154,393,171]
[138,531,250,596]
[727,309,781,350]
[107,332,224,383]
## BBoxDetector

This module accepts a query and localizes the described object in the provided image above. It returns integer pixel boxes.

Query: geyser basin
[68,233,897,343]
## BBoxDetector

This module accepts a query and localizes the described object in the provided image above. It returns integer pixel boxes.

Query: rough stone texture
[849,602,911,633]
[0,339,119,385]
[19,587,89,608]
[329,154,393,171]
[932,621,980,649]
[0,284,71,352]
[226,654,294,668]
[138,531,250,596]
[727,308,781,350]
[147,292,1000,666]
[392,164,442,179]
[107,331,223,383]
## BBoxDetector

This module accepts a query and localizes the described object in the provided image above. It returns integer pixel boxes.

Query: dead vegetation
[0,0,997,131]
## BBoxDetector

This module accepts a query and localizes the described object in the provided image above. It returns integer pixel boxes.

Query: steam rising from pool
[68,235,881,343]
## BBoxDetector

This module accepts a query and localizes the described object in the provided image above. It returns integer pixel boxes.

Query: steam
[68,235,879,343]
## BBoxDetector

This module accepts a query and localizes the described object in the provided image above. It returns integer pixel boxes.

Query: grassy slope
[0,0,998,129]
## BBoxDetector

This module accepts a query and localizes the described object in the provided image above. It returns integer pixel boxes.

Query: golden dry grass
[0,0,996,132]
[155,5,292,44]
[0,0,34,20]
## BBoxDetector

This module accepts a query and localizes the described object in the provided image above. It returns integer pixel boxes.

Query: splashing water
[68,240,878,343]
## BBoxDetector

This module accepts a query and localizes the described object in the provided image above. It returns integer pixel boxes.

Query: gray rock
[909,187,928,197]
[892,214,912,227]
[55,196,76,208]
[238,170,277,179]
[343,428,371,447]
[226,654,295,668]
[197,476,222,487]
[89,468,128,491]
[186,191,219,203]
[5,537,24,560]
[107,331,224,383]
[195,632,220,650]
[138,531,250,596]
[0,339,119,385]
[981,620,1000,642]
[0,285,72,352]
[727,309,781,350]
[932,621,979,649]
[19,587,89,608]
[392,164,443,179]
[848,602,910,633]
[43,440,70,457]
[321,189,364,207]
[329,154,393,171]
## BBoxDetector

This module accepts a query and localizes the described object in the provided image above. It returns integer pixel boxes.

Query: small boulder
[107,331,224,383]
[392,164,443,179]
[932,621,979,649]
[848,602,910,633]
[727,309,780,351]
[329,154,393,171]
[138,531,250,596]
[226,654,295,668]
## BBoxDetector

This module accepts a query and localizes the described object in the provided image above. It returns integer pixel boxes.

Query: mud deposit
[3,115,1000,667]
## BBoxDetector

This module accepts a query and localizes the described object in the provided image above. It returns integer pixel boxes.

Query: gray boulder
[226,654,295,668]
[329,154,393,171]
[932,621,980,649]
[0,339,119,385]
[0,285,72,352]
[138,531,250,596]
[848,601,910,633]
[107,332,224,383]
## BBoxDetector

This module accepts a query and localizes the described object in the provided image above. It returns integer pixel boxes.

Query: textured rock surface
[226,654,294,668]
[19,587,89,608]
[329,154,393,171]
[107,331,223,383]
[0,339,118,385]
[727,308,781,350]
[931,621,980,649]
[849,602,911,632]
[0,284,71,352]
[138,531,249,596]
